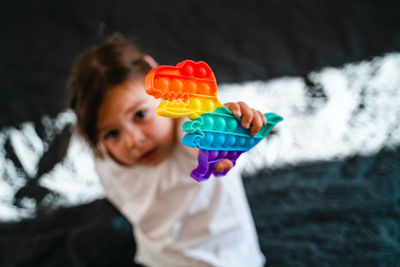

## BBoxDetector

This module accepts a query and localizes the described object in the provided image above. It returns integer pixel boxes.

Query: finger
[215,159,234,173]
[258,110,267,125]
[224,102,241,117]
[238,101,253,129]
[250,109,264,136]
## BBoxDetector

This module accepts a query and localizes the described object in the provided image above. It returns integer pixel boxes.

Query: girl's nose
[124,128,145,148]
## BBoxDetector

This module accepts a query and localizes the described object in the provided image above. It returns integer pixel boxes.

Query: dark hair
[68,33,152,154]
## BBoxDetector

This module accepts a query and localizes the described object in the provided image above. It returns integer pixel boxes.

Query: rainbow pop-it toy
[145,60,283,182]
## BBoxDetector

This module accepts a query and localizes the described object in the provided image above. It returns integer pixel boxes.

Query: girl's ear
[143,55,158,68]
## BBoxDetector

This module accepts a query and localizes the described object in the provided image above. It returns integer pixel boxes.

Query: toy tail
[255,113,283,138]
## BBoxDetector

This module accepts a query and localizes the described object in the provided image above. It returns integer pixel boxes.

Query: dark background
[1,0,400,266]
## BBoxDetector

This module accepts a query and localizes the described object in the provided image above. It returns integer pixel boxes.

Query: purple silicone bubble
[190,149,243,182]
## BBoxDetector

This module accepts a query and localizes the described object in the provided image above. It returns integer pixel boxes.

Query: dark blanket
[1,0,400,266]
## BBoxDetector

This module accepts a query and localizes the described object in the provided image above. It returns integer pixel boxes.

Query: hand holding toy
[145,60,283,182]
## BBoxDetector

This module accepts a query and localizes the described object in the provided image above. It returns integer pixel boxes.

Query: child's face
[97,78,176,166]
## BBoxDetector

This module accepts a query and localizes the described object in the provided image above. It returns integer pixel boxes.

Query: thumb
[215,159,234,173]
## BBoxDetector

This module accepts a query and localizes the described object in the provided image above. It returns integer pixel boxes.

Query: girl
[68,33,266,267]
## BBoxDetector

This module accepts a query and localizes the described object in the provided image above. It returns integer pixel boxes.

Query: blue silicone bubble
[182,107,283,151]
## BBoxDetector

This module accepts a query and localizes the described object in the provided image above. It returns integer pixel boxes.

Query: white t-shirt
[94,142,266,267]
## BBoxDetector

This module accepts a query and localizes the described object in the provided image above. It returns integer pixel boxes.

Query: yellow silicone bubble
[202,99,214,112]
[189,98,202,110]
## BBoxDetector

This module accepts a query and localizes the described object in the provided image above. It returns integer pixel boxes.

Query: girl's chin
[112,148,169,167]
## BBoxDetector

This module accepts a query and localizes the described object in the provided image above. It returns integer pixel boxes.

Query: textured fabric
[94,142,265,267]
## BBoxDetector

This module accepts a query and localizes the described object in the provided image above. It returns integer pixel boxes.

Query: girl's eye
[134,109,147,122]
[104,129,119,140]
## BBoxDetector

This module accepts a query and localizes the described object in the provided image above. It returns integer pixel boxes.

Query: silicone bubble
[190,149,243,182]
[144,60,283,182]
[182,108,283,151]
[145,60,223,119]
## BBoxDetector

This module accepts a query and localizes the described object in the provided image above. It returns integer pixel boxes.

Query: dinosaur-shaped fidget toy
[145,60,283,182]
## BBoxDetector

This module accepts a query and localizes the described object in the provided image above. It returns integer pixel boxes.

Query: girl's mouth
[140,147,158,163]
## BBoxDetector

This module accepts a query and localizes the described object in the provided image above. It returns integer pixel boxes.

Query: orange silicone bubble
[145,60,223,119]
